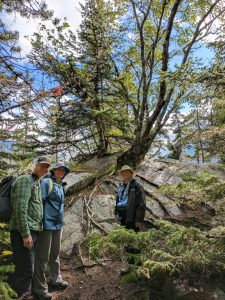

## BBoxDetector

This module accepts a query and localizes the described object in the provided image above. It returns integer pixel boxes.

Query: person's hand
[23,235,33,250]
[135,221,143,228]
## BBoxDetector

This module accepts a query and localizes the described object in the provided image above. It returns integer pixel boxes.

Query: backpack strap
[48,178,54,196]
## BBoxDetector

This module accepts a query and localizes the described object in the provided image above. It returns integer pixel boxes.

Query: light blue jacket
[41,176,65,230]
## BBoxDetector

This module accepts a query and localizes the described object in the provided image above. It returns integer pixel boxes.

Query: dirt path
[52,257,148,300]
[51,257,225,300]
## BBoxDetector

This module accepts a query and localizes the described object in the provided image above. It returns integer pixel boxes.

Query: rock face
[72,154,118,179]
[61,198,85,254]
[137,158,184,186]
[61,194,119,254]
[137,158,225,186]
[61,157,225,255]
[91,195,116,222]
[64,172,95,195]
[81,155,117,179]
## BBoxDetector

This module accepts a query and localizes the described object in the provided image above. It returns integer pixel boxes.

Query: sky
[3,0,85,55]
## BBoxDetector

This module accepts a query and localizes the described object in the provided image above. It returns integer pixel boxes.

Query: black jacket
[115,178,146,223]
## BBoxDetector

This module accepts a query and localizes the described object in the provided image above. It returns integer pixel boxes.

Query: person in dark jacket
[32,163,70,300]
[115,165,146,231]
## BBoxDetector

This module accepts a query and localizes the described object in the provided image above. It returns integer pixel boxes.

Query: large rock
[61,198,86,255]
[64,172,95,195]
[144,183,182,216]
[137,159,191,186]
[73,154,118,179]
[137,158,225,186]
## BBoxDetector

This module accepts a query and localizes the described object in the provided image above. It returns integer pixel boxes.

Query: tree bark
[117,133,156,168]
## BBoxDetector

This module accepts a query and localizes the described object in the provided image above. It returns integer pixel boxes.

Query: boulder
[146,196,165,218]
[64,172,95,195]
[137,159,192,186]
[61,198,86,255]
[144,183,182,216]
[73,154,118,179]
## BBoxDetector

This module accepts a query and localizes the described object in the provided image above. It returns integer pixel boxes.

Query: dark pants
[10,230,39,297]
[119,210,140,232]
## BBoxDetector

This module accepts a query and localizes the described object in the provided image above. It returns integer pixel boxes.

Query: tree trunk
[117,135,154,168]
[96,117,108,155]
[196,106,205,163]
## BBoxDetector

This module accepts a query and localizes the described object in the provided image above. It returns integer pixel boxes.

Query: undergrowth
[85,220,225,284]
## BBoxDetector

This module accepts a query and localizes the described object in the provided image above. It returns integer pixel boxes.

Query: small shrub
[160,171,225,204]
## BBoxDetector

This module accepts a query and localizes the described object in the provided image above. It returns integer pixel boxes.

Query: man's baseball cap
[33,156,51,166]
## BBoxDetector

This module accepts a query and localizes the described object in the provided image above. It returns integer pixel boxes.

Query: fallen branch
[65,196,76,208]
[84,195,107,234]
[84,196,91,233]
[87,185,98,207]
[78,242,88,276]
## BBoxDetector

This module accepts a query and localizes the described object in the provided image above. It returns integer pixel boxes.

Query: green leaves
[85,219,225,283]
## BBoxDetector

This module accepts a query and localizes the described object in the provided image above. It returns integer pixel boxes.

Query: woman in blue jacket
[33,163,70,300]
